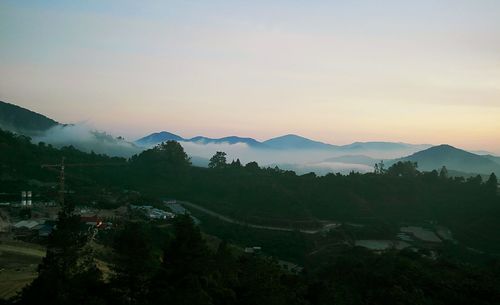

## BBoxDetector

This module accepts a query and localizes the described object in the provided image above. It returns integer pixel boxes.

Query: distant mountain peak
[136,132,265,148]
[263,134,335,150]
[396,144,500,175]
[135,131,184,146]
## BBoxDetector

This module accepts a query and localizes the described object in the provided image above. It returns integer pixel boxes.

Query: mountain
[339,142,431,152]
[263,134,336,150]
[396,144,500,175]
[0,101,60,135]
[136,131,436,159]
[135,131,185,147]
[189,136,265,148]
[482,154,500,166]
[136,132,265,148]
[0,101,141,157]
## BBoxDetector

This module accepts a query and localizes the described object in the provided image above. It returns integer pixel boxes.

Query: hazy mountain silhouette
[136,133,265,148]
[338,141,431,152]
[396,144,500,175]
[137,131,432,157]
[135,131,185,146]
[0,101,140,157]
[5,101,497,173]
[137,132,336,150]
[189,136,265,147]
[263,134,336,150]
[0,101,60,135]
[483,154,500,166]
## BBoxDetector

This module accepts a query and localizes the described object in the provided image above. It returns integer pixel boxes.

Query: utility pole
[41,157,122,206]
[42,157,67,206]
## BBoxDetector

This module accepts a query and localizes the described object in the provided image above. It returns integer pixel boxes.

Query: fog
[31,126,429,175]
[179,141,378,175]
[33,124,142,158]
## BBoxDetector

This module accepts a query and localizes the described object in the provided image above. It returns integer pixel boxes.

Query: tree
[387,161,419,177]
[467,175,483,186]
[209,151,227,169]
[486,173,498,195]
[110,222,155,305]
[230,159,242,168]
[374,161,386,174]
[131,140,191,179]
[149,215,213,305]
[439,166,448,179]
[18,199,106,305]
[245,161,260,171]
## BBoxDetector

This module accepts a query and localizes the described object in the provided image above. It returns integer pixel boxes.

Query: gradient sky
[1,0,499,153]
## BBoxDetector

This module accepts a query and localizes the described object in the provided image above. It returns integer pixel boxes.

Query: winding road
[177,201,340,234]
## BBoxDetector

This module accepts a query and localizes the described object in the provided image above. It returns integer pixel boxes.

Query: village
[0,189,197,299]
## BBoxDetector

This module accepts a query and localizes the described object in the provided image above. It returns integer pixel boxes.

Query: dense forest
[1,129,500,304]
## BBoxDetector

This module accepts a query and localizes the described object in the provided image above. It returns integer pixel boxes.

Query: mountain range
[1,100,499,176]
[135,131,432,154]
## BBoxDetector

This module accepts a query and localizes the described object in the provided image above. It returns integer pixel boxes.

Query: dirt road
[178,201,339,234]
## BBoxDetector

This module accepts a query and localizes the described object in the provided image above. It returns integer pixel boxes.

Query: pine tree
[486,173,498,195]
[18,201,106,305]
[110,222,155,305]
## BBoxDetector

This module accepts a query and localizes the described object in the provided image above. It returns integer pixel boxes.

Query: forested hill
[0,128,127,192]
[396,144,500,176]
[0,101,60,135]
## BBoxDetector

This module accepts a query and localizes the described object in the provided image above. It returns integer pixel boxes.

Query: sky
[1,0,500,153]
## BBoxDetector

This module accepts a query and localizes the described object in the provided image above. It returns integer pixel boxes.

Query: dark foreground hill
[0,101,59,135]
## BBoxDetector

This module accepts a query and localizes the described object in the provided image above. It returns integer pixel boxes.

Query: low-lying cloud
[33,124,142,158]
[179,141,378,175]
[31,128,422,175]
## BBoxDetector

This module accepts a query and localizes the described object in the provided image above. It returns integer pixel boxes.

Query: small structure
[162,201,200,225]
[244,246,262,254]
[80,215,106,228]
[13,220,39,230]
[130,205,175,220]
[34,222,55,237]
[166,203,187,215]
[21,191,32,207]
[355,240,411,251]
[400,226,441,243]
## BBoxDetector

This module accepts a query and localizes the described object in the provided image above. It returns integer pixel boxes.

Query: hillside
[189,136,264,147]
[397,144,500,175]
[136,132,265,148]
[135,131,185,147]
[483,154,500,166]
[0,101,59,135]
[137,131,432,159]
[338,141,431,152]
[263,134,336,150]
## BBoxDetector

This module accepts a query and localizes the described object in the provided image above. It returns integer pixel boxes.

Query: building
[130,205,175,220]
